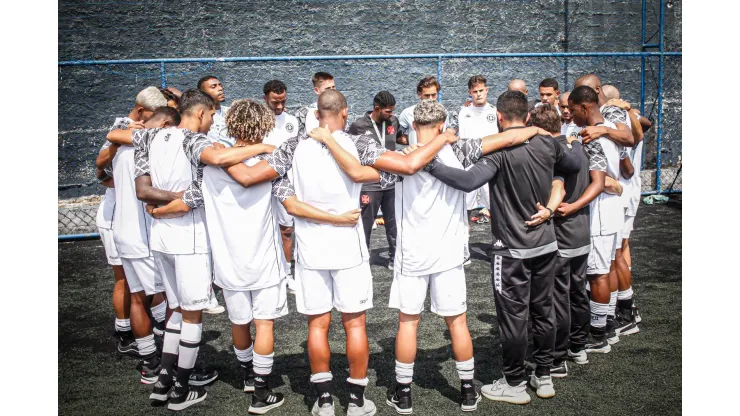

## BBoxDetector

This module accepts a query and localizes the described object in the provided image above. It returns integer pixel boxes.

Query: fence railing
[58,50,681,237]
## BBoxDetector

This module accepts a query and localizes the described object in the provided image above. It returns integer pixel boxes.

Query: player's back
[202,156,287,290]
[589,121,624,236]
[111,145,152,258]
[488,134,560,258]
[395,144,466,275]
[553,136,591,255]
[291,132,367,269]
[148,128,209,254]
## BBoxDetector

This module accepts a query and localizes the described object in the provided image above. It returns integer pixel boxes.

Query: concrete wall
[59,0,682,198]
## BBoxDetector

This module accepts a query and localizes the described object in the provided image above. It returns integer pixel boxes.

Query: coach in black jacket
[427,90,583,403]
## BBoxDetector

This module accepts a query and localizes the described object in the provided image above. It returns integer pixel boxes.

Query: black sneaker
[241,361,256,392]
[149,376,173,403]
[615,309,640,336]
[188,368,219,386]
[386,383,413,415]
[117,331,139,357]
[606,318,620,345]
[139,354,161,385]
[585,338,612,354]
[248,375,285,415]
[460,381,481,412]
[550,361,568,378]
[167,386,207,411]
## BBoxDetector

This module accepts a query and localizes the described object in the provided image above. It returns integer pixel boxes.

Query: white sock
[395,360,414,384]
[136,334,156,356]
[617,287,634,300]
[151,301,167,324]
[347,377,369,386]
[253,352,274,375]
[162,312,182,355]
[590,301,609,328]
[178,322,202,370]
[455,357,475,380]
[115,318,131,333]
[310,372,333,384]
[234,345,254,364]
[608,291,618,318]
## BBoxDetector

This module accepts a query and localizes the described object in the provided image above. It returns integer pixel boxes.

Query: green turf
[59,202,681,415]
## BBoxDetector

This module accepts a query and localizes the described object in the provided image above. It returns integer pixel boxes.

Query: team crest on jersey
[387,125,395,134]
[487,114,496,123]
[361,195,370,205]
[285,123,294,133]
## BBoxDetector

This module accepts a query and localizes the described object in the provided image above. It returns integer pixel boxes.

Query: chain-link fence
[58,51,681,236]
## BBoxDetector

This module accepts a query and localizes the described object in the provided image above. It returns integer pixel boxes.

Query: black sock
[314,380,333,406]
[174,366,192,395]
[591,326,607,341]
[240,360,254,381]
[617,298,633,312]
[254,373,270,400]
[460,379,475,397]
[159,352,178,384]
[348,382,365,407]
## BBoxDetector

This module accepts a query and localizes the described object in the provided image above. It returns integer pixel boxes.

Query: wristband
[546,207,554,219]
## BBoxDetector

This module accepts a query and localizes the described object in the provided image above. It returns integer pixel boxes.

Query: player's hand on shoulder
[606,98,631,111]
[401,144,420,155]
[439,131,458,144]
[579,126,604,144]
[128,121,145,130]
[336,209,361,227]
[308,125,333,143]
[212,142,226,149]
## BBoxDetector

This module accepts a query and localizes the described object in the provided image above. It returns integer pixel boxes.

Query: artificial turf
[58,201,681,415]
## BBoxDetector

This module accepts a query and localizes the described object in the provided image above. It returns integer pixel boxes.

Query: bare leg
[444,313,473,362]
[280,226,293,264]
[342,312,369,379]
[253,319,275,356]
[307,313,332,374]
[130,291,153,338]
[232,322,253,351]
[395,312,420,364]
[621,238,632,268]
[112,265,130,320]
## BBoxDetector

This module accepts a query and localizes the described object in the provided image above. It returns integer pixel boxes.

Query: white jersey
[599,104,635,211]
[457,103,499,138]
[202,157,287,290]
[398,104,452,146]
[589,120,624,236]
[96,117,133,229]
[291,131,368,270]
[561,121,581,140]
[264,112,299,225]
[147,128,209,254]
[111,145,153,258]
[624,140,643,216]
[207,105,235,147]
[394,144,467,276]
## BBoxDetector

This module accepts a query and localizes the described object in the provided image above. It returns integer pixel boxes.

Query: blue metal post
[656,0,665,193]
[160,62,167,88]
[640,0,647,171]
[437,56,443,102]
[563,0,569,88]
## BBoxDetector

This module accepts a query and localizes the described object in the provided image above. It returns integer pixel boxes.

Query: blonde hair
[226,99,275,143]
[135,86,167,111]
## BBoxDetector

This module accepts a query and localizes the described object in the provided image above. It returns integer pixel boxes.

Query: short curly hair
[225,99,275,143]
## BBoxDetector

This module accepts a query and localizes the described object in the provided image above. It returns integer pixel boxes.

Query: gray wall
[59,0,682,198]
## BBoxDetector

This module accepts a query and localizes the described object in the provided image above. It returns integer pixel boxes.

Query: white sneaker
[480,378,531,405]
[312,398,335,416]
[463,257,472,266]
[203,304,225,314]
[347,397,376,416]
[529,374,555,399]
[567,348,589,365]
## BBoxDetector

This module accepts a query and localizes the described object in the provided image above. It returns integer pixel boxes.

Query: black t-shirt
[427,128,584,259]
[553,135,592,255]
[349,112,400,191]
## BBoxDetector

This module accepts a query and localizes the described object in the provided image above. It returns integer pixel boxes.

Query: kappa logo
[350,393,358,400]
[465,113,472,118]
[286,123,294,133]
[487,114,496,123]
[321,392,331,398]
[365,130,373,135]
[493,240,505,248]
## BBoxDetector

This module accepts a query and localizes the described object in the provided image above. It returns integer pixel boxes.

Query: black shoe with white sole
[117,331,139,357]
[615,308,640,336]
[460,381,481,412]
[585,338,612,354]
[241,361,256,392]
[139,354,161,385]
[386,383,412,415]
[606,318,620,345]
[248,375,285,414]
[550,361,568,378]
[167,386,208,411]
[188,368,219,386]
[149,378,173,403]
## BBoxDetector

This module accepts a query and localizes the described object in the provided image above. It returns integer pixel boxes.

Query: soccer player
[129,89,281,410]
[262,80,300,292]
[425,91,584,404]
[508,79,538,111]
[397,76,456,146]
[160,87,180,108]
[295,71,336,137]
[94,86,168,355]
[573,74,636,341]
[529,104,605,373]
[559,85,628,354]
[309,99,546,413]
[198,75,232,150]
[106,107,180,382]
[558,91,581,139]
[348,91,401,270]
[457,75,498,260]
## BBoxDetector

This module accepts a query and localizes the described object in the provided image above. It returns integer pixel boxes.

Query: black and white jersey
[111,145,153,259]
[133,128,210,254]
[588,120,624,236]
[427,128,584,259]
